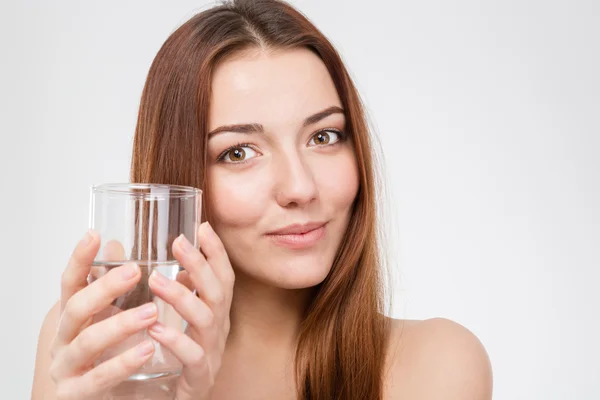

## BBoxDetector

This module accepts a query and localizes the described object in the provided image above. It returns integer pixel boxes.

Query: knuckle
[200,307,215,328]
[188,253,206,273]
[170,286,186,307]
[74,330,96,355]
[49,363,60,383]
[191,249,206,264]
[50,340,60,360]
[209,289,225,306]
[179,291,197,315]
[189,348,207,368]
[63,297,85,322]
[179,282,197,304]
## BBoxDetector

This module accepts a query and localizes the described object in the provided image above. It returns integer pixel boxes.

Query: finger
[52,302,157,379]
[147,323,212,395]
[57,340,155,399]
[148,271,218,347]
[55,263,141,348]
[197,222,235,289]
[172,234,227,311]
[61,230,100,310]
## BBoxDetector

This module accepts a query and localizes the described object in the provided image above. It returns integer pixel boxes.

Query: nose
[273,150,318,208]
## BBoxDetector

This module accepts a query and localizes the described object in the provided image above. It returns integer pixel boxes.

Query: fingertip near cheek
[198,221,216,242]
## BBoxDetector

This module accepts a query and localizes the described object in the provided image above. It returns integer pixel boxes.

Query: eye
[218,144,259,163]
[308,129,344,147]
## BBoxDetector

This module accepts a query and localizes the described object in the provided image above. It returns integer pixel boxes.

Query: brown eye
[228,147,246,162]
[315,132,330,144]
[309,130,342,147]
[220,145,258,164]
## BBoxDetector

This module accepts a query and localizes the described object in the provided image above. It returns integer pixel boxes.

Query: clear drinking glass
[88,183,202,381]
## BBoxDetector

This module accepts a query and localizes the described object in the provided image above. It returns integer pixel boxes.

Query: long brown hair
[130,0,391,398]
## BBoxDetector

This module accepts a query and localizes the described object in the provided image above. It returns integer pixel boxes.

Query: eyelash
[215,128,348,163]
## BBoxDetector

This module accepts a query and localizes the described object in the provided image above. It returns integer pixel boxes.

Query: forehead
[208,47,342,130]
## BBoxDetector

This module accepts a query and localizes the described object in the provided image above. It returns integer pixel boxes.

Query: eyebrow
[207,105,345,138]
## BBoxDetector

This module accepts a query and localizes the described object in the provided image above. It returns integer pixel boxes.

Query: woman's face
[206,47,359,289]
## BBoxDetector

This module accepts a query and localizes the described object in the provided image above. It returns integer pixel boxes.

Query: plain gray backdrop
[1,0,598,398]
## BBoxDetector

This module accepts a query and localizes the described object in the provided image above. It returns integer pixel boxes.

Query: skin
[32,48,492,399]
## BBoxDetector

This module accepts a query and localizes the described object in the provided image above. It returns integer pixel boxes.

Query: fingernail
[136,340,154,357]
[199,222,211,238]
[176,234,193,254]
[149,323,164,334]
[80,230,94,247]
[122,263,139,280]
[150,270,169,287]
[137,303,157,320]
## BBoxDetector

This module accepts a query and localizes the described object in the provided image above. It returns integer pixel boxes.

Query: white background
[1,1,598,398]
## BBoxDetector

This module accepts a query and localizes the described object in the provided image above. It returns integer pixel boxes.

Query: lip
[265,222,327,249]
[267,221,327,235]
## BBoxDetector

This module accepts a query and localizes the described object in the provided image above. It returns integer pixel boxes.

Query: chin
[276,247,337,288]
[274,270,330,290]
[242,253,334,290]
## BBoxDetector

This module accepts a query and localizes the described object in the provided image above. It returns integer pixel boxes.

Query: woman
[32,0,493,398]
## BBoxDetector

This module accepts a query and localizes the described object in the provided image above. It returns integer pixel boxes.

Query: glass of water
[88,183,202,381]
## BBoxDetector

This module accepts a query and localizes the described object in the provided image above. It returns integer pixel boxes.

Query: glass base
[127,370,181,381]
[106,373,179,399]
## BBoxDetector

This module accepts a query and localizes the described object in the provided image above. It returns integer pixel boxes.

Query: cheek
[207,169,269,228]
[315,150,359,209]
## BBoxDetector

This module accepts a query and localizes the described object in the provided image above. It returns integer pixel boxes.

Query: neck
[227,271,315,353]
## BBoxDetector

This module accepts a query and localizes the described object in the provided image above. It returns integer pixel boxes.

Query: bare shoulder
[383,317,493,400]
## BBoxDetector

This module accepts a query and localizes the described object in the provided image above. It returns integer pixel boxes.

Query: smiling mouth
[265,223,327,249]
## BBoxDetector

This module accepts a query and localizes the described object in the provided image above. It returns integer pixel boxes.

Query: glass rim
[91,183,202,199]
